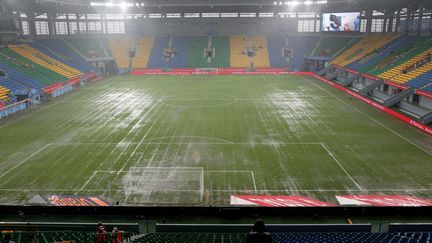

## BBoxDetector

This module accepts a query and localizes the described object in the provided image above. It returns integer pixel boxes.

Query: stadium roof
[5,0,431,13]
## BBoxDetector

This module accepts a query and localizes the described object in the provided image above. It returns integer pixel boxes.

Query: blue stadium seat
[0,62,45,90]
[406,70,432,89]
[267,36,287,68]
[147,37,171,68]
[33,39,94,73]
[0,76,28,93]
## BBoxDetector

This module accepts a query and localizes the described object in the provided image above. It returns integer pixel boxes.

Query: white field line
[205,170,257,192]
[0,143,51,179]
[2,188,432,192]
[129,106,169,159]
[79,171,98,191]
[302,76,432,158]
[250,171,258,192]
[115,101,163,174]
[140,136,234,144]
[129,166,204,171]
[49,142,323,145]
[206,170,253,173]
[320,143,363,191]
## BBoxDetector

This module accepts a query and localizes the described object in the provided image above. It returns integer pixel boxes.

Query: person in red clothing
[111,227,122,243]
[96,221,103,233]
[97,225,108,243]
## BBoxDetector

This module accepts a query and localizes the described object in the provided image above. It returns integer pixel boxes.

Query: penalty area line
[0,143,51,179]
[320,143,363,191]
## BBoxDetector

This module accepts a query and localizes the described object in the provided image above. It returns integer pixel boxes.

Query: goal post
[124,167,205,203]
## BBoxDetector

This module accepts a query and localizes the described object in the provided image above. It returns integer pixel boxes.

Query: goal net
[121,167,204,204]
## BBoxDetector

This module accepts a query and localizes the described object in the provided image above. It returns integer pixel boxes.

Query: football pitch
[0,74,431,206]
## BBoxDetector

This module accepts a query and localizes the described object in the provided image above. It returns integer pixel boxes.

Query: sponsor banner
[345,68,358,74]
[417,90,432,99]
[67,76,81,85]
[336,195,432,206]
[362,73,379,81]
[131,68,295,76]
[47,195,110,206]
[386,81,408,90]
[230,195,337,207]
[43,82,64,94]
[312,74,432,136]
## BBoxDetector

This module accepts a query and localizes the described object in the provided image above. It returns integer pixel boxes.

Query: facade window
[240,13,256,18]
[21,21,30,35]
[56,14,66,19]
[35,13,48,19]
[360,19,367,32]
[298,20,315,32]
[87,14,101,20]
[221,13,238,18]
[35,21,49,35]
[106,21,125,34]
[184,13,200,18]
[259,13,274,18]
[69,22,78,35]
[55,22,68,35]
[87,21,103,33]
[279,12,296,18]
[202,13,220,18]
[78,22,87,34]
[166,13,181,18]
[149,13,162,18]
[68,14,77,19]
[371,18,384,32]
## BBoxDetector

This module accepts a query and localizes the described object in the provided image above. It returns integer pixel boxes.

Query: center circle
[161,92,238,108]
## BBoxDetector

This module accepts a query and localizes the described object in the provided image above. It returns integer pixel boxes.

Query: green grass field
[0,74,431,206]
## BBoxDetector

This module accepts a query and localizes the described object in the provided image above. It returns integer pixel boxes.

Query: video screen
[322,12,361,32]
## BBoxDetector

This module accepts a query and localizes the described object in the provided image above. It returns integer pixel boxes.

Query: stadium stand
[406,70,432,89]
[65,37,107,58]
[0,48,57,89]
[288,36,320,70]
[230,35,251,67]
[168,36,190,68]
[188,36,231,68]
[331,34,400,67]
[230,35,271,68]
[8,44,81,78]
[377,41,432,84]
[108,36,135,69]
[348,35,413,72]
[0,75,28,93]
[0,85,10,103]
[132,231,431,243]
[132,37,155,68]
[311,36,360,58]
[33,39,94,73]
[267,36,286,68]
[147,36,170,68]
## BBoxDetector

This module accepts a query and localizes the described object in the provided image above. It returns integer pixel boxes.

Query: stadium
[0,0,431,242]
